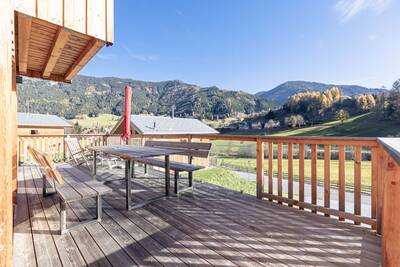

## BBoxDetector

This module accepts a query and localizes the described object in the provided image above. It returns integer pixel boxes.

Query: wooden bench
[27,146,112,234]
[136,141,212,194]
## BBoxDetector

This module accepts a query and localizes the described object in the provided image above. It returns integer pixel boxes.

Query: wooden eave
[15,13,106,83]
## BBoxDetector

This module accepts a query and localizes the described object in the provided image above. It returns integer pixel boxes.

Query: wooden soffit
[16,13,105,83]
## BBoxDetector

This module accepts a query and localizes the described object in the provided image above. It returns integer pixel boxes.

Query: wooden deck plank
[139,178,364,267]
[28,166,90,267]
[64,167,250,267]
[84,170,283,267]
[28,167,114,267]
[14,165,382,267]
[13,167,37,267]
[23,166,62,267]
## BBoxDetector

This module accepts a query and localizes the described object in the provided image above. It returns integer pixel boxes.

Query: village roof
[111,115,219,135]
[17,112,72,128]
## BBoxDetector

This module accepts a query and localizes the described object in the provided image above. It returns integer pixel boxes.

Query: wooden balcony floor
[14,164,381,267]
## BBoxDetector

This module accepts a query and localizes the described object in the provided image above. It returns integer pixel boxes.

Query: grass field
[214,157,372,191]
[194,167,256,196]
[271,112,400,137]
[71,114,120,131]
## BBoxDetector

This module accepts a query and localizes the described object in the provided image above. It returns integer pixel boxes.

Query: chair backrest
[65,137,89,165]
[144,140,212,159]
[65,137,83,156]
[28,146,65,184]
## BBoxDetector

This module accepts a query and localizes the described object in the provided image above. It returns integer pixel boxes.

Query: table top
[89,145,179,160]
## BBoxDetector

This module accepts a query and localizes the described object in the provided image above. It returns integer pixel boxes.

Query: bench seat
[136,157,204,172]
[135,140,212,195]
[57,180,112,204]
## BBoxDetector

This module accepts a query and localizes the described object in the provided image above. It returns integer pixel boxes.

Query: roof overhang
[14,0,114,83]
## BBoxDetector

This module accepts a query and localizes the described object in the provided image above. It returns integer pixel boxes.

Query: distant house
[237,123,249,130]
[251,122,263,130]
[17,112,72,135]
[110,115,219,135]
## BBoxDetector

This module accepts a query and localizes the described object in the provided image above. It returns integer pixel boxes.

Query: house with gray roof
[17,112,72,135]
[110,115,219,135]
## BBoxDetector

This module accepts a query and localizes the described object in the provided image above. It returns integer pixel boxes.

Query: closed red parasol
[121,85,132,141]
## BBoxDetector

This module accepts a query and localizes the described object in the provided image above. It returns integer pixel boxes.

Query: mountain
[255,81,386,105]
[17,75,276,120]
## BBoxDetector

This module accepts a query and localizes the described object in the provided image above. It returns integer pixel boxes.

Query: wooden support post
[382,157,400,267]
[0,1,15,266]
[256,139,264,199]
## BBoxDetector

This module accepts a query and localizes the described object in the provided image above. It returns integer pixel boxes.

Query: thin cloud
[334,0,392,23]
[96,53,115,60]
[123,46,158,62]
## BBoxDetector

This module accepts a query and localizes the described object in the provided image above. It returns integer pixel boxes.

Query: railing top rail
[18,133,379,146]
[18,134,122,138]
[378,138,400,165]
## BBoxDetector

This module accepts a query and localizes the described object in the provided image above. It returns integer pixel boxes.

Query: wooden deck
[13,164,381,267]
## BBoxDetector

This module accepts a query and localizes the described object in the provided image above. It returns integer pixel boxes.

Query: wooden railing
[18,133,400,265]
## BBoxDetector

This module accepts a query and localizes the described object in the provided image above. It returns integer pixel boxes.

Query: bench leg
[42,174,56,197]
[174,171,179,195]
[59,196,104,235]
[96,195,102,222]
[144,164,148,174]
[60,201,67,235]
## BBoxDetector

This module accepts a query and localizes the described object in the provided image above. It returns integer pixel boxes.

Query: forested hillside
[18,75,275,119]
[256,81,385,104]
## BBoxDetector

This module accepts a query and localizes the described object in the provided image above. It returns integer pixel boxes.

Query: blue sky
[82,0,400,94]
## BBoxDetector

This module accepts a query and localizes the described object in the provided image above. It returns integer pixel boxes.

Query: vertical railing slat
[324,144,330,217]
[277,143,283,203]
[299,143,305,209]
[371,146,378,230]
[311,144,317,213]
[256,139,264,199]
[354,146,362,224]
[268,142,273,198]
[288,143,293,206]
[339,145,346,221]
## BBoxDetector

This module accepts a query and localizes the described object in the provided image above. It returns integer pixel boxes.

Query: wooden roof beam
[42,27,71,78]
[64,38,104,81]
[17,14,32,75]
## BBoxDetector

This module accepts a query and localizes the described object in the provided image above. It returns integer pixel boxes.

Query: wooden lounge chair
[27,146,112,234]
[136,141,212,195]
[65,136,123,170]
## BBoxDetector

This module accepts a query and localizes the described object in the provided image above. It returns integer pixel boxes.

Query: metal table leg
[125,160,131,210]
[165,155,170,196]
[92,150,97,175]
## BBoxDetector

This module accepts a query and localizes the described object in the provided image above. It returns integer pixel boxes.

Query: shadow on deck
[13,164,381,266]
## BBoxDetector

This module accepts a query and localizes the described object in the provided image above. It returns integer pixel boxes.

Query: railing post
[382,156,400,266]
[256,138,264,199]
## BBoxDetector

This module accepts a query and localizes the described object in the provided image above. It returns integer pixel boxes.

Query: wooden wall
[0,0,15,266]
[17,126,65,136]
[14,0,114,44]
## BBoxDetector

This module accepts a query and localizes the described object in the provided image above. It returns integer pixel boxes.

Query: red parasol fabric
[121,85,132,141]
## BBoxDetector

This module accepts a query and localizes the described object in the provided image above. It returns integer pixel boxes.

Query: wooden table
[89,145,179,210]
